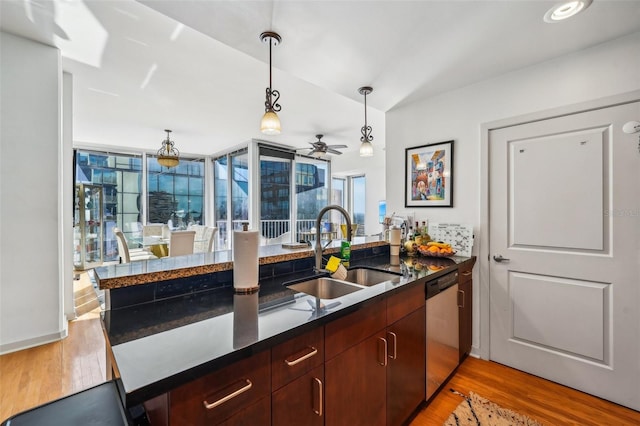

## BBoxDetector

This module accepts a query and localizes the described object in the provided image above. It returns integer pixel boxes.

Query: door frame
[478,89,640,360]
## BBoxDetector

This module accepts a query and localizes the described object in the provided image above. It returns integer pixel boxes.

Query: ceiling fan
[297,134,348,157]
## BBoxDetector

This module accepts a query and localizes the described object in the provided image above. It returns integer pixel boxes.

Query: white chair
[194,227,218,253]
[268,231,291,245]
[143,224,164,237]
[113,228,157,263]
[113,227,146,255]
[169,230,196,257]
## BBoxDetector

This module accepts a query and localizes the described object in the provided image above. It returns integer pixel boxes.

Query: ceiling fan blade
[326,148,343,155]
[326,144,348,149]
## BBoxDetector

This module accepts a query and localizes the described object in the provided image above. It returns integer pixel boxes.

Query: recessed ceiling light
[544,0,592,23]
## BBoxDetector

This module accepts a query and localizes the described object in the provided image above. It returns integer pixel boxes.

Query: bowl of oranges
[417,241,456,257]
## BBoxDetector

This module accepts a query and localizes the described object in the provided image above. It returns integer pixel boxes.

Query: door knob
[493,254,510,262]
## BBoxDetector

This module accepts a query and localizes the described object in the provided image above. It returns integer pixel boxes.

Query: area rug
[444,390,544,426]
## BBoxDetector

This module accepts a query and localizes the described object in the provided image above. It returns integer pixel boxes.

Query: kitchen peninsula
[96,239,475,425]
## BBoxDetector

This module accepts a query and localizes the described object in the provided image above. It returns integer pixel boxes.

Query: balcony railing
[215,219,346,248]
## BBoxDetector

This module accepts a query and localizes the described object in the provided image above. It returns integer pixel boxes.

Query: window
[260,147,292,242]
[331,177,346,227]
[231,151,249,227]
[331,175,366,236]
[147,157,204,229]
[214,155,228,248]
[75,150,142,261]
[351,175,366,236]
[296,156,329,239]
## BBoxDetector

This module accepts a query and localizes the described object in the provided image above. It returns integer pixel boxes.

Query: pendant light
[157,129,180,168]
[260,31,282,135]
[358,86,374,157]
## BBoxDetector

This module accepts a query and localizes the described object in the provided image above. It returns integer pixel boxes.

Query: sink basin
[343,267,402,287]
[286,277,364,299]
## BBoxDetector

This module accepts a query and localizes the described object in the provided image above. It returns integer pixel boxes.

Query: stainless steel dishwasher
[425,270,459,401]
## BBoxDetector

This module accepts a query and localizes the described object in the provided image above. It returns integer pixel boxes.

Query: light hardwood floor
[2,274,639,424]
[411,356,640,426]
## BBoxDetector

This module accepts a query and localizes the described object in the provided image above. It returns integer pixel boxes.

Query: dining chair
[168,230,196,257]
[143,224,164,237]
[113,228,157,263]
[194,227,218,253]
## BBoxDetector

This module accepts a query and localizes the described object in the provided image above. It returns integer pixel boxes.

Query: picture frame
[405,140,454,207]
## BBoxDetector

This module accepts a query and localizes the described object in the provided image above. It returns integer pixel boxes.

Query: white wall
[331,114,386,237]
[0,32,67,353]
[386,32,640,354]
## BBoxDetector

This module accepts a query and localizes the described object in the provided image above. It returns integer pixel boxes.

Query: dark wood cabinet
[325,331,388,426]
[271,327,324,425]
[458,259,475,361]
[324,284,426,426]
[216,396,271,426]
[386,306,426,426]
[170,351,271,426]
[142,272,442,425]
[272,365,324,426]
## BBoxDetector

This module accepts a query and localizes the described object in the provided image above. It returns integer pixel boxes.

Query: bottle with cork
[421,220,431,243]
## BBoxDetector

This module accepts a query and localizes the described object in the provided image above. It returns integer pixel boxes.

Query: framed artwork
[405,140,454,207]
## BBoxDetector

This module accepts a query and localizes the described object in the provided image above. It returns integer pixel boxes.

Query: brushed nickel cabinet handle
[461,270,472,276]
[387,331,397,360]
[203,379,252,410]
[378,337,388,367]
[284,346,318,366]
[312,377,323,416]
[458,290,465,308]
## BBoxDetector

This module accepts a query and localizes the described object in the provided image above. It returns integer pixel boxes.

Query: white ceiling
[2,0,639,156]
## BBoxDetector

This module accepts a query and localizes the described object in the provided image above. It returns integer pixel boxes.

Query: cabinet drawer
[325,299,386,360]
[386,283,424,325]
[272,327,324,391]
[170,351,270,426]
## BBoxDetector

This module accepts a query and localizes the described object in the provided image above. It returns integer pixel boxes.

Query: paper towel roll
[233,229,259,292]
[389,228,401,245]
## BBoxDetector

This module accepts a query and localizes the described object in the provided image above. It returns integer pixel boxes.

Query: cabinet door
[272,365,324,426]
[458,279,472,361]
[387,307,425,426]
[325,331,387,426]
[216,396,270,426]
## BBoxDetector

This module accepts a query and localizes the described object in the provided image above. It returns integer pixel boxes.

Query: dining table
[133,234,207,258]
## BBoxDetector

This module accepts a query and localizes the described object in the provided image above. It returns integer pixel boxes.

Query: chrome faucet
[314,205,352,272]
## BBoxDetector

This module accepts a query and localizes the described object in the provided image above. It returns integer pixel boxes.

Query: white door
[489,101,640,410]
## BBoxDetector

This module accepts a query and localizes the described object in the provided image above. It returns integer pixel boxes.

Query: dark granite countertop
[102,253,473,407]
[95,237,388,289]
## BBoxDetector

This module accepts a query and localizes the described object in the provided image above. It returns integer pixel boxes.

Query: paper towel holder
[234,221,260,294]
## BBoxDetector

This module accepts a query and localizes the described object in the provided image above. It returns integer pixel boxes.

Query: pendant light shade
[260,109,281,135]
[157,129,180,168]
[260,31,282,135]
[359,140,374,157]
[358,86,374,157]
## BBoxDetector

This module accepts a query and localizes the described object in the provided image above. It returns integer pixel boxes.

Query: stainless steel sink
[343,267,402,287]
[286,277,364,299]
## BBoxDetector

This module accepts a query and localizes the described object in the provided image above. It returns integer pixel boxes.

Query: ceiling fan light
[261,110,281,135]
[359,140,374,157]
